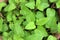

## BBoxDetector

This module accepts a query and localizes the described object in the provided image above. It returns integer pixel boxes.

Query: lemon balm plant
[0,0,60,40]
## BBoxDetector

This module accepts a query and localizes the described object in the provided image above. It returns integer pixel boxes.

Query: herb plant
[0,0,60,40]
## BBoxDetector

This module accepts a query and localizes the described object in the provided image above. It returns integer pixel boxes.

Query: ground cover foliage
[0,0,60,40]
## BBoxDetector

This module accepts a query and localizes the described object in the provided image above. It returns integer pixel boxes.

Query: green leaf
[20,0,26,2]
[20,6,35,22]
[24,31,31,37]
[25,1,35,9]
[25,34,43,40]
[47,35,57,40]
[58,23,60,33]
[0,2,6,11]
[9,0,20,4]
[37,26,48,37]
[14,22,24,37]
[26,13,35,22]
[49,0,57,2]
[29,0,34,2]
[46,17,57,33]
[9,22,14,31]
[45,17,57,33]
[8,37,12,40]
[36,0,49,11]
[13,10,20,16]
[41,0,48,3]
[25,26,48,40]
[2,23,8,32]
[36,18,49,26]
[6,12,12,22]
[46,8,56,17]
[23,21,28,26]
[3,32,9,40]
[9,0,15,4]
[4,4,16,11]
[36,11,44,19]
[20,6,34,16]
[0,17,3,31]
[9,22,24,37]
[37,3,49,11]
[25,22,36,30]
[56,0,60,8]
[13,34,24,40]
[14,0,20,4]
[20,6,29,16]
[3,31,13,40]
[12,14,16,22]
[18,18,24,25]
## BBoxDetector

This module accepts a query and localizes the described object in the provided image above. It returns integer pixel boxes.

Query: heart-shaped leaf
[25,22,36,30]
[47,35,57,40]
